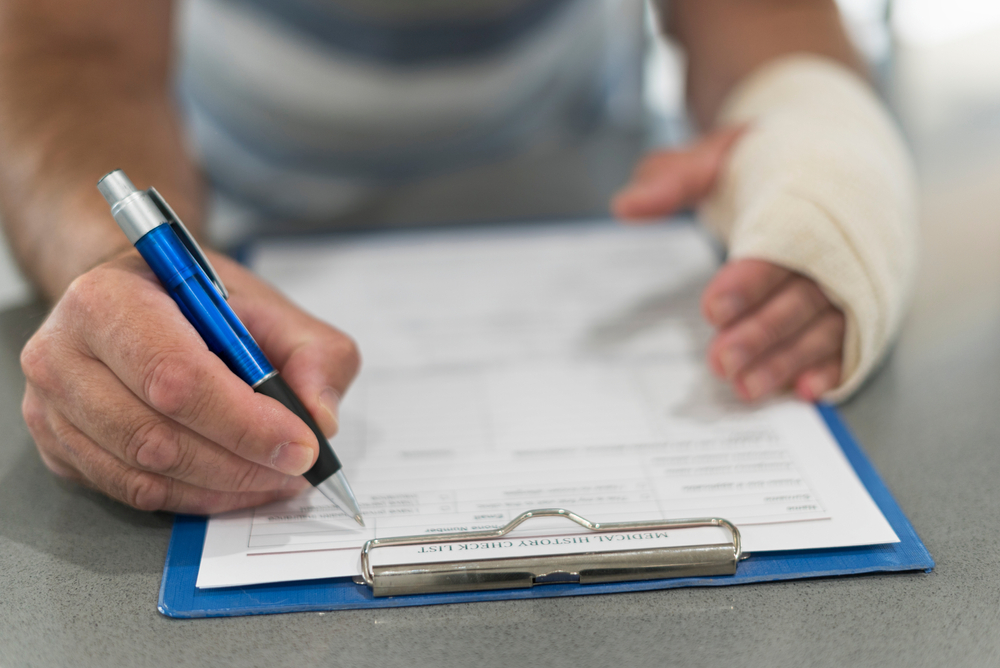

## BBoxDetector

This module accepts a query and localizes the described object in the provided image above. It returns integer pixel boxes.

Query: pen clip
[147,188,230,301]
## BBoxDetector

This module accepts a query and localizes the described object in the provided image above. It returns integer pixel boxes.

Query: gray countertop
[3,124,1000,668]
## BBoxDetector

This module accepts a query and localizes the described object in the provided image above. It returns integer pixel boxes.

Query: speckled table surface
[3,126,1000,667]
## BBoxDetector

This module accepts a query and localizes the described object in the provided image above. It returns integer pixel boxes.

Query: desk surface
[3,128,1000,668]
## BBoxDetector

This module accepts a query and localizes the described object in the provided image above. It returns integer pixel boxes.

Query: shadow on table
[0,443,173,575]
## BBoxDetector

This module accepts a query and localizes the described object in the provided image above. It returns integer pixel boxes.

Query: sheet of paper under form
[196,219,897,589]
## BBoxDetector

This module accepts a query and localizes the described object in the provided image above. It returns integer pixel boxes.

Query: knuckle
[20,334,58,390]
[124,417,190,476]
[123,470,170,512]
[61,269,108,319]
[19,337,43,380]
[328,333,361,372]
[142,351,209,422]
[309,330,361,385]
[21,391,48,437]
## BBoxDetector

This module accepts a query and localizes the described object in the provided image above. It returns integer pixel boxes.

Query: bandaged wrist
[699,54,919,401]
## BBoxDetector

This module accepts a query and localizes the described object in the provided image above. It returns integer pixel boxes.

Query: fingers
[701,259,793,329]
[23,385,81,482]
[612,125,744,221]
[707,272,833,379]
[61,259,320,476]
[23,329,309,513]
[25,383,305,512]
[23,323,305,506]
[703,260,846,402]
[733,311,845,401]
[47,407,301,513]
[48,353,297,493]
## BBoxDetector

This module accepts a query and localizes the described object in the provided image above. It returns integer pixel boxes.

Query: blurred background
[2,0,1000,329]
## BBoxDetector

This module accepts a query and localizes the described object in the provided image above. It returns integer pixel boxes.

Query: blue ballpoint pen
[97,170,365,526]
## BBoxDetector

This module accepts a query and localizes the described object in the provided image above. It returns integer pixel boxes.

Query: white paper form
[197,220,897,589]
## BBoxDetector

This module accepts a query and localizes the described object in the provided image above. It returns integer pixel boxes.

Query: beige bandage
[699,54,918,402]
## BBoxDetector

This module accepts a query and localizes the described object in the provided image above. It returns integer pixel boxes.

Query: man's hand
[20,250,360,513]
[613,128,845,401]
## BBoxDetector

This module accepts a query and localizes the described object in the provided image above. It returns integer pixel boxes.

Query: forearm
[0,0,203,301]
[662,0,866,129]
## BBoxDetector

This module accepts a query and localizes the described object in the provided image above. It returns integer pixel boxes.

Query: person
[0,0,917,514]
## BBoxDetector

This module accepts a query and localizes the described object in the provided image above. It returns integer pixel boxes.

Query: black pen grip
[255,374,342,485]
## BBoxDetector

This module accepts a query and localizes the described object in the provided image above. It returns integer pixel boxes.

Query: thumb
[276,333,361,439]
[612,125,745,221]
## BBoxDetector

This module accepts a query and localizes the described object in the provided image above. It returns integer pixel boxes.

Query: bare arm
[3,0,362,514]
[663,0,865,128]
[0,0,203,300]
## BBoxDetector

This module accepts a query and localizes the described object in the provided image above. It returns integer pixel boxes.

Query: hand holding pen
[20,173,363,520]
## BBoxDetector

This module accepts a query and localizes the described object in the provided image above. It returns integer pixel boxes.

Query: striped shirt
[176,0,644,219]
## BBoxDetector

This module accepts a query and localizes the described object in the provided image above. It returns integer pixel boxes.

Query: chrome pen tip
[315,470,365,528]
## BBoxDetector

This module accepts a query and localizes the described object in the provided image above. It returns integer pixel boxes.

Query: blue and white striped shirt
[177,0,643,218]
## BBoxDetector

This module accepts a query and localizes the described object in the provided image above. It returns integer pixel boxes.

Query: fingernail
[272,442,315,476]
[743,369,773,399]
[708,295,745,326]
[719,347,748,378]
[318,387,341,437]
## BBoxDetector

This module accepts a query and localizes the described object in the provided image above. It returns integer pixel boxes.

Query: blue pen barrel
[135,223,343,482]
[135,224,275,386]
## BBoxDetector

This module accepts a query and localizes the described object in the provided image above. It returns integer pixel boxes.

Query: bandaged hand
[614,127,845,401]
[614,56,918,403]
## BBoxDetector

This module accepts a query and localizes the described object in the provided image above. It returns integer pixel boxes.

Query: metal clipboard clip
[358,508,743,597]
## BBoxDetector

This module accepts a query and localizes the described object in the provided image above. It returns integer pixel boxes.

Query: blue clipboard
[158,404,934,618]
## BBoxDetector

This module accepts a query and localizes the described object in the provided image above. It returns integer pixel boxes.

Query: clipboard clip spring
[359,508,742,597]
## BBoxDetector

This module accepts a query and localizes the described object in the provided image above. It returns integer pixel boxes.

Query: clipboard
[158,405,934,618]
[360,510,743,597]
